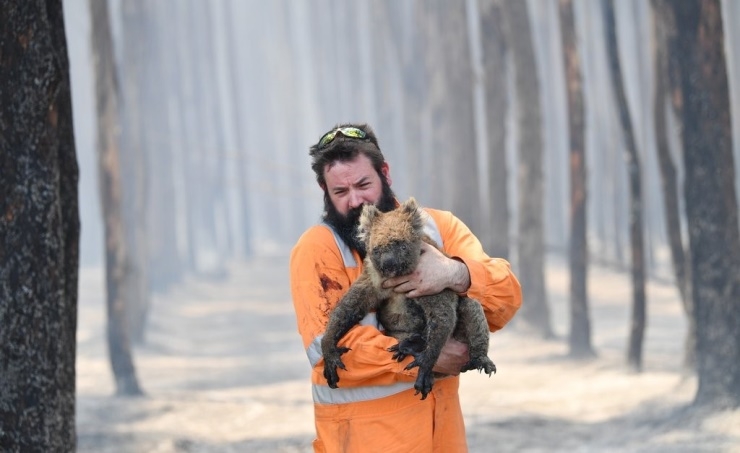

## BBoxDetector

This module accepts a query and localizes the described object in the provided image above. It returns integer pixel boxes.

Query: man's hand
[382,242,471,298]
[432,338,469,376]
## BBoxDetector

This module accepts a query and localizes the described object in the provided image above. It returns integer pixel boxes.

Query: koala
[321,197,496,400]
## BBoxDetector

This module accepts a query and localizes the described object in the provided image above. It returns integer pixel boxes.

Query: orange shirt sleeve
[427,209,523,332]
[289,226,416,387]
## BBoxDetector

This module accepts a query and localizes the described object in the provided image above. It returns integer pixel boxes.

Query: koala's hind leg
[406,293,457,399]
[381,297,427,362]
[454,297,496,376]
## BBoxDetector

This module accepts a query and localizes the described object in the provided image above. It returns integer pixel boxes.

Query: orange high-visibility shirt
[290,207,522,453]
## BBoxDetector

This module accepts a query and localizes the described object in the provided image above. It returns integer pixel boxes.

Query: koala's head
[358,197,425,278]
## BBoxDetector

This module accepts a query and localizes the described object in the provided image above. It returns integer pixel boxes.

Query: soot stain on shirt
[319,274,343,293]
[315,263,344,319]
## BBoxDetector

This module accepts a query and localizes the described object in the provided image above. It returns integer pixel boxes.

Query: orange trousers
[312,377,467,453]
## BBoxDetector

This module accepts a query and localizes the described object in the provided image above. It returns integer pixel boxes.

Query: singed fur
[321,198,496,399]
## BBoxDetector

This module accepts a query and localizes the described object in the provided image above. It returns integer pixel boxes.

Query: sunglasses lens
[318,130,337,148]
[339,127,366,139]
[318,127,367,148]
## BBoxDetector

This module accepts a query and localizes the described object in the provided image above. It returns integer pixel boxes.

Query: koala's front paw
[387,343,407,362]
[461,356,496,376]
[388,333,426,362]
[323,347,350,388]
[414,368,435,400]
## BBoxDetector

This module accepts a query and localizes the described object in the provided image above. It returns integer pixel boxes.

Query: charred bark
[670,0,740,409]
[0,1,79,449]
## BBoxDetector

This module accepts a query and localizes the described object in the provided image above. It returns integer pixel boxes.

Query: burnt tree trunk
[559,0,595,358]
[670,0,740,409]
[650,0,696,371]
[479,0,510,259]
[120,0,152,344]
[423,1,480,231]
[603,0,647,372]
[502,0,553,339]
[0,1,79,449]
[89,0,143,396]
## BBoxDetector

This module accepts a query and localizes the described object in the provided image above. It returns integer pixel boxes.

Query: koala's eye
[394,242,408,251]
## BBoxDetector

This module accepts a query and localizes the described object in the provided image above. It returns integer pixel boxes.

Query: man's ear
[319,182,326,191]
[380,162,391,186]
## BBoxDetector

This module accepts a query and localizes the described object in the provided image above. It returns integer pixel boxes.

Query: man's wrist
[448,258,471,293]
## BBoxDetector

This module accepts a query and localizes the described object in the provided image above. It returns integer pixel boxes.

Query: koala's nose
[379,253,400,275]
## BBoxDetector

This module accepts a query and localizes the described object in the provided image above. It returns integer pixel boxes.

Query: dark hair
[309,123,386,187]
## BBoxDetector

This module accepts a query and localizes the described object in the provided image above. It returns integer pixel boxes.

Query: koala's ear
[401,197,424,232]
[358,204,380,241]
[401,197,418,214]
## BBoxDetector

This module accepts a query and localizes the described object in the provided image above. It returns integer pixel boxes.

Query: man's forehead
[324,155,376,184]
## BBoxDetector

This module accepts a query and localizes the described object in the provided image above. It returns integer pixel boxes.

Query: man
[290,123,522,452]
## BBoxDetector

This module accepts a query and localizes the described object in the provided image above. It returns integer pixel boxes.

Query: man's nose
[348,191,364,209]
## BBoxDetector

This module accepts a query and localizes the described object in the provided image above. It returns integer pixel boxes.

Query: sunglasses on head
[318,127,367,148]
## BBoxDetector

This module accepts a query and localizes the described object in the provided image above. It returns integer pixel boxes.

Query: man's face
[323,153,389,216]
[322,154,396,256]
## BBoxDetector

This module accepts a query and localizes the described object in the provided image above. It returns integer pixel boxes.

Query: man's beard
[322,179,397,259]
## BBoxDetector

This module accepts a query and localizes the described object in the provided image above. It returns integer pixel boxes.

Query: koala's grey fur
[321,198,496,400]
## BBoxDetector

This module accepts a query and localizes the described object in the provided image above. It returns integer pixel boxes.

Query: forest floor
[76,254,740,452]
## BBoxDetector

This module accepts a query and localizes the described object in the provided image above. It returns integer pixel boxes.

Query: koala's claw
[387,344,408,362]
[389,334,425,362]
[414,369,434,400]
[323,357,345,388]
[323,347,351,388]
[461,356,496,376]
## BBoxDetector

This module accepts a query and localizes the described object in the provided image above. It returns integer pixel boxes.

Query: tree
[119,0,152,343]
[650,0,695,371]
[478,0,510,259]
[559,0,595,358]
[602,0,647,372]
[669,0,740,409]
[502,0,553,339]
[0,0,79,449]
[423,1,480,231]
[89,0,143,396]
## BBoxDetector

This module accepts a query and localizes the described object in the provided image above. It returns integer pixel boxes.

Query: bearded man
[289,123,522,453]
